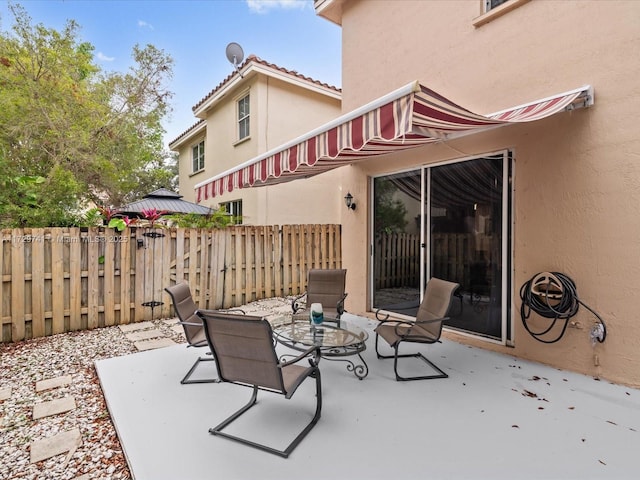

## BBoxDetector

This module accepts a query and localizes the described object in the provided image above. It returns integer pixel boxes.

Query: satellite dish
[225,42,244,77]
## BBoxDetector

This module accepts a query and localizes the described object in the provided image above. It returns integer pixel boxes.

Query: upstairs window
[237,94,250,141]
[192,140,205,173]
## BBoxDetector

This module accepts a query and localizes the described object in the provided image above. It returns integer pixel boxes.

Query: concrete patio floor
[95,313,639,480]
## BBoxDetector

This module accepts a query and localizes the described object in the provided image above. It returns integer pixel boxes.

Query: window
[192,140,205,173]
[485,0,510,11]
[237,94,250,140]
[474,0,529,27]
[220,200,242,224]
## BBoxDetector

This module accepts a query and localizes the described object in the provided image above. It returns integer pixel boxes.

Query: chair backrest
[198,310,285,393]
[306,269,347,311]
[164,283,202,345]
[416,278,460,338]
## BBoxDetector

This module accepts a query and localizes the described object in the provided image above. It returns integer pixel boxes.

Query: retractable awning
[195,81,593,201]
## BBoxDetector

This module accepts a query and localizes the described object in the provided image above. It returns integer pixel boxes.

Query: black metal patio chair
[164,283,219,384]
[374,277,460,381]
[198,310,322,458]
[292,268,348,323]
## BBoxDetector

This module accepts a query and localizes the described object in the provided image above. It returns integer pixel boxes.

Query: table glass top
[270,314,368,349]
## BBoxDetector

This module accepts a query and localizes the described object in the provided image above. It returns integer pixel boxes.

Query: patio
[95,313,639,480]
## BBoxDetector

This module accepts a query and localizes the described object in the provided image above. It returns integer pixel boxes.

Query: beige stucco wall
[177,71,342,225]
[331,0,640,387]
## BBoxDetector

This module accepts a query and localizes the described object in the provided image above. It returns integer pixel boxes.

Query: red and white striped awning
[195,81,593,201]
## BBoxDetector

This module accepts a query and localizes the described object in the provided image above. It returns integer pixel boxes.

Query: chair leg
[181,356,219,384]
[375,334,448,381]
[282,369,322,458]
[209,371,322,458]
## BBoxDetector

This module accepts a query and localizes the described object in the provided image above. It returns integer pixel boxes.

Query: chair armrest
[415,316,449,326]
[376,318,418,338]
[404,316,449,342]
[279,345,321,368]
[374,299,421,321]
[219,308,246,315]
[178,321,202,327]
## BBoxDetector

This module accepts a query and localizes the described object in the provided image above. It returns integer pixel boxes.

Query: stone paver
[30,427,82,463]
[35,375,72,392]
[170,324,185,336]
[118,321,154,333]
[0,386,11,401]
[125,329,165,342]
[134,337,177,351]
[33,396,77,420]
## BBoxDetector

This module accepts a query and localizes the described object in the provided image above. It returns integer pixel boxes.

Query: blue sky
[0,0,342,148]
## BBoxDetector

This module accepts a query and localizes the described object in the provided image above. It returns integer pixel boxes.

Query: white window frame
[191,140,205,173]
[237,93,250,141]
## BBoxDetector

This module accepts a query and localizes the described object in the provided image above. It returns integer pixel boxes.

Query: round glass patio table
[270,313,369,380]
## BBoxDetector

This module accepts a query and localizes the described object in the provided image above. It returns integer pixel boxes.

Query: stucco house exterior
[169,55,342,225]
[193,0,640,388]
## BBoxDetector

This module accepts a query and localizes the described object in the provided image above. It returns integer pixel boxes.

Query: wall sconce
[344,192,356,210]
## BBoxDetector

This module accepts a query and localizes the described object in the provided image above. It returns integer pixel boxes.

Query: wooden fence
[374,232,487,289]
[374,232,420,289]
[0,225,341,343]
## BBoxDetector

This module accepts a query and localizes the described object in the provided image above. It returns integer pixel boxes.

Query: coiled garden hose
[519,272,607,344]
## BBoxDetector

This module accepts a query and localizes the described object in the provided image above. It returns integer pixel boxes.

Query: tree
[373,178,409,235]
[0,2,176,227]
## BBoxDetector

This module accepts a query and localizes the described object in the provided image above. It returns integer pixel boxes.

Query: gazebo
[117,188,213,217]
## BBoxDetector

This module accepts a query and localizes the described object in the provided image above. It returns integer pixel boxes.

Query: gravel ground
[0,297,295,480]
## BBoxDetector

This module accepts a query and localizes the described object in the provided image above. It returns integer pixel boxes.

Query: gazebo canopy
[117,188,213,217]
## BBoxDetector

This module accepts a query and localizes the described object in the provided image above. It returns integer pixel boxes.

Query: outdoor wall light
[344,192,356,210]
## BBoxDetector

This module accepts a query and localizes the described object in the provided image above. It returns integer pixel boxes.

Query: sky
[0,0,342,148]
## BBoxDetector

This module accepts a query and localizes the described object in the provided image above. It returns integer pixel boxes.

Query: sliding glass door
[372,152,512,342]
[372,169,424,313]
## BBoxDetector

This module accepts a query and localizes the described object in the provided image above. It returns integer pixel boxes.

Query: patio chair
[198,310,322,458]
[292,268,348,323]
[165,282,220,384]
[374,277,460,381]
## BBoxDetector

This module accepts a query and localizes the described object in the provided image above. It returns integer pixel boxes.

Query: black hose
[519,272,607,344]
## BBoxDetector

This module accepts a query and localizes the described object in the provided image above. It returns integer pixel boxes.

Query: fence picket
[30,228,46,338]
[120,231,132,325]
[103,232,116,326]
[11,229,26,341]
[68,228,82,331]
[51,229,65,334]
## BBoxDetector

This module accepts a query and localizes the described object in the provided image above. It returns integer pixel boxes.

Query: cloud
[246,0,309,14]
[138,20,154,30]
[96,52,115,62]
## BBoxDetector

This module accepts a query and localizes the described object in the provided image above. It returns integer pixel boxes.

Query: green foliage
[0,2,177,227]
[81,207,106,227]
[166,209,237,229]
[107,218,129,232]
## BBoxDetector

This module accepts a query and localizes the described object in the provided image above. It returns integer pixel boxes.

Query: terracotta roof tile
[192,54,341,112]
[168,118,205,148]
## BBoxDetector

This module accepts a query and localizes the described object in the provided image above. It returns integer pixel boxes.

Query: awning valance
[195,81,593,201]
